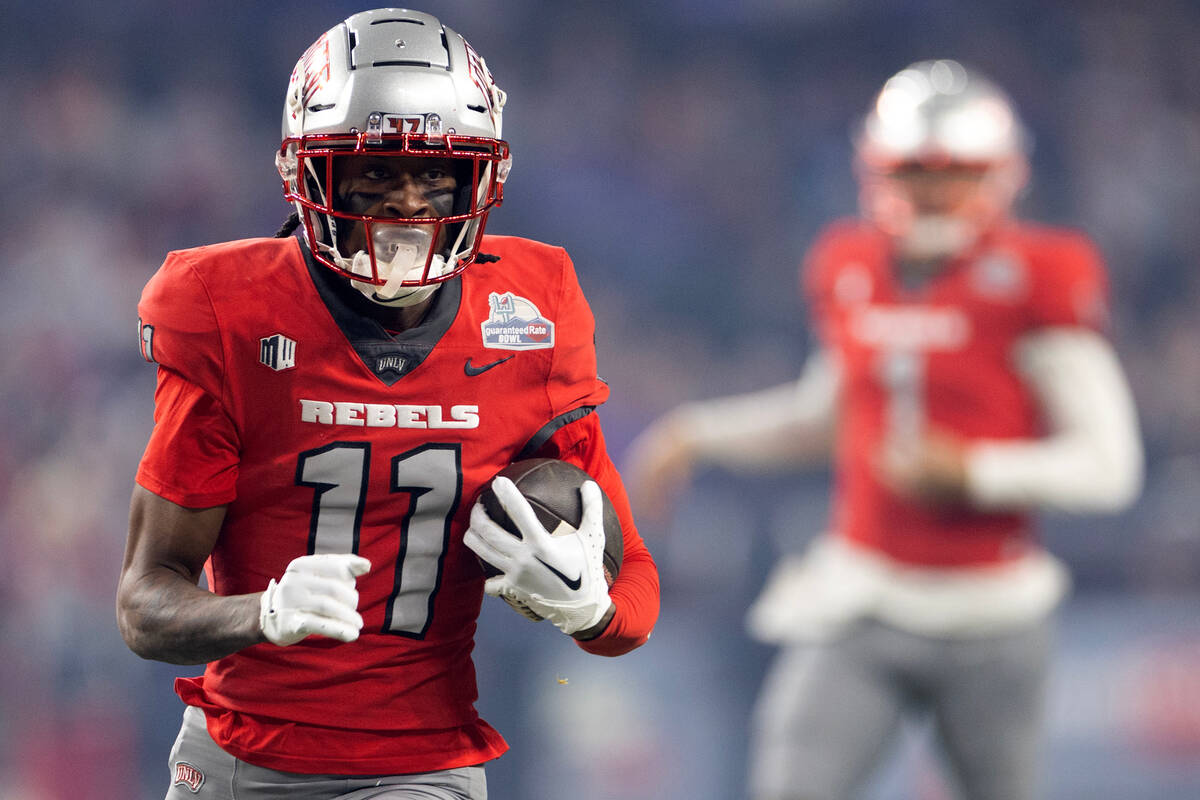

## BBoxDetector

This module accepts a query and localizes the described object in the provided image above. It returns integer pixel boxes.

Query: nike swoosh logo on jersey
[464,355,514,376]
[535,557,583,591]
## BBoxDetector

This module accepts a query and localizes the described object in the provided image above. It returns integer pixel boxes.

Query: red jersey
[135,234,659,774]
[804,220,1109,567]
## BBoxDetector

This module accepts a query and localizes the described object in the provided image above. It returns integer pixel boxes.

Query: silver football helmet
[855,60,1029,262]
[276,9,511,306]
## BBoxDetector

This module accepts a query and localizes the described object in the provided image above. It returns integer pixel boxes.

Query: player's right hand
[875,428,969,506]
[622,412,696,524]
[259,553,372,646]
[465,477,612,636]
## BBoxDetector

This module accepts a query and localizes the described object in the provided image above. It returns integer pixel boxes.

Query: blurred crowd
[1,1,1198,797]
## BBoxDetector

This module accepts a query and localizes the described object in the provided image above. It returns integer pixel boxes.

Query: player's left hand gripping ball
[464,477,613,636]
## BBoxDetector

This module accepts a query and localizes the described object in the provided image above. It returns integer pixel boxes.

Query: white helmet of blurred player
[276,9,511,306]
[855,59,1029,264]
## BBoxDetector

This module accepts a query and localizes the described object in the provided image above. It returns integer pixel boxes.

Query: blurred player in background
[117,9,658,799]
[625,60,1141,800]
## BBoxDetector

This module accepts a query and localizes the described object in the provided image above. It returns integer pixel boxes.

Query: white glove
[464,477,613,636]
[259,553,372,646]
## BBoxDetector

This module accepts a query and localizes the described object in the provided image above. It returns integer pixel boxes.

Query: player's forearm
[117,567,265,665]
[966,436,1141,512]
[573,549,659,657]
[965,328,1143,513]
[570,603,616,642]
[677,351,839,470]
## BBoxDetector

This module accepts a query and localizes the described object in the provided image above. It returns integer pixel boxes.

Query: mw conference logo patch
[260,333,297,371]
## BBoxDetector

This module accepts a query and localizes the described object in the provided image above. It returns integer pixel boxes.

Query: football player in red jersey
[116,9,659,799]
[625,60,1142,800]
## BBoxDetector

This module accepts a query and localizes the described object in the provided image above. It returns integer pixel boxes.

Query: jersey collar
[299,236,464,385]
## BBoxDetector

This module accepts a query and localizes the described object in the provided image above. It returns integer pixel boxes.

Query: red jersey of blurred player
[622,58,1140,800]
[136,233,657,774]
[806,219,1108,566]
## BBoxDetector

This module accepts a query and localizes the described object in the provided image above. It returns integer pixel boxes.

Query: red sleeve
[1026,232,1110,332]
[800,222,855,346]
[546,248,610,415]
[135,367,240,508]
[536,413,660,657]
[135,249,241,508]
[137,249,228,401]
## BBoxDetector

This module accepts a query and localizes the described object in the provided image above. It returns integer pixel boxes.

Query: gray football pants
[749,616,1053,800]
[164,705,488,800]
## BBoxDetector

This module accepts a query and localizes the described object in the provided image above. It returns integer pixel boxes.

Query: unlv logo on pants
[173,761,205,793]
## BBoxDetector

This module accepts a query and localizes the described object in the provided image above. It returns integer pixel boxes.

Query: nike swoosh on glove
[463,476,613,636]
[260,553,372,646]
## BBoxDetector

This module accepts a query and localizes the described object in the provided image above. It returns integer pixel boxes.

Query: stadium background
[2,0,1199,797]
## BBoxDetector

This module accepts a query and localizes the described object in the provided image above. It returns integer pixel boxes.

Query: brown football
[476,458,623,587]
